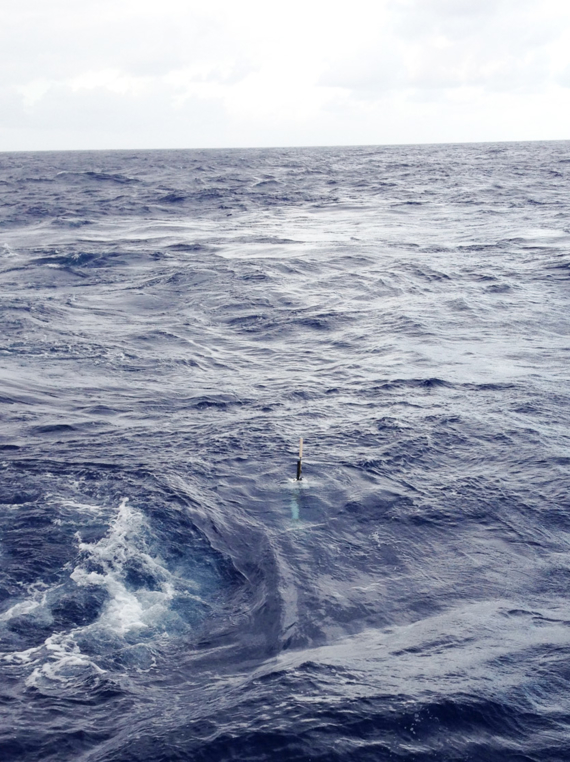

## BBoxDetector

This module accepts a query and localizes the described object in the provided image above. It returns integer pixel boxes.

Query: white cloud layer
[1,0,570,149]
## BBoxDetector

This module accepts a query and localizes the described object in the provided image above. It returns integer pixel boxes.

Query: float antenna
[296,437,303,481]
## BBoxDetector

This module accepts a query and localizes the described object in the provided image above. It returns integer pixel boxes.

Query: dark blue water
[1,142,569,761]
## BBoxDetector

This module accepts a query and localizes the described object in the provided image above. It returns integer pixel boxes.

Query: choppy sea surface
[0,142,569,761]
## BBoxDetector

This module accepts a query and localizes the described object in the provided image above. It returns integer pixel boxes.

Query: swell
[1,142,570,762]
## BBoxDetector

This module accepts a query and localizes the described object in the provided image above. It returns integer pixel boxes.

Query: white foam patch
[284,476,313,490]
[2,627,105,689]
[3,645,41,664]
[1,242,17,258]
[71,497,186,635]
[2,497,206,685]
[25,633,105,688]
[0,598,43,623]
[59,498,105,515]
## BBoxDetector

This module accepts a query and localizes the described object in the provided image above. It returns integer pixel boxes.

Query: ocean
[0,141,569,761]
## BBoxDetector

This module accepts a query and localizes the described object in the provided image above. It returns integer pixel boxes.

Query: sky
[1,0,570,151]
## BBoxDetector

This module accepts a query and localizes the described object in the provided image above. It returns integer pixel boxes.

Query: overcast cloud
[1,0,569,150]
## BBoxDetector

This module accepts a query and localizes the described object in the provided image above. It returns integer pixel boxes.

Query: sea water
[0,142,569,760]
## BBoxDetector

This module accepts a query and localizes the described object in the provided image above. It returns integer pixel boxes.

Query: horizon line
[2,137,569,156]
